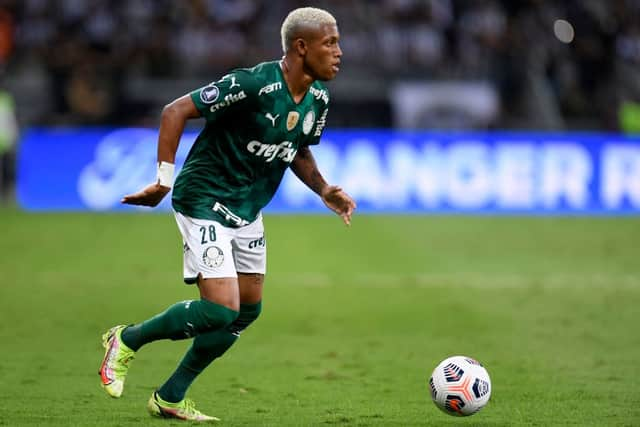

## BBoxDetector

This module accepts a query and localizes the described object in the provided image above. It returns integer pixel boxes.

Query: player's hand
[121,182,171,207]
[321,185,356,226]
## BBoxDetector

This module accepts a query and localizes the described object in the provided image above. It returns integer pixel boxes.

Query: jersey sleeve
[307,106,329,146]
[305,84,330,146]
[190,71,257,123]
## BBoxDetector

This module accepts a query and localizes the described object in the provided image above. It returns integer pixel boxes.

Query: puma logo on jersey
[220,73,241,88]
[247,140,297,163]
[265,113,279,126]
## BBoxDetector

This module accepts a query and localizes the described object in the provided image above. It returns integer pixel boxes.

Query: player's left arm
[290,146,356,226]
[121,95,200,207]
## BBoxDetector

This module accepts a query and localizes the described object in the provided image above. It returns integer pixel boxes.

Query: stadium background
[1,1,639,426]
[1,0,640,130]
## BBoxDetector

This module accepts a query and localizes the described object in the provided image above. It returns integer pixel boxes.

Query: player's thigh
[232,215,266,304]
[198,276,240,310]
[174,211,240,308]
[232,213,266,275]
[238,273,264,304]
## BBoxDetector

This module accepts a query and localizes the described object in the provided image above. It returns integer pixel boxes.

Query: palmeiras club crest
[202,246,224,268]
[302,110,315,135]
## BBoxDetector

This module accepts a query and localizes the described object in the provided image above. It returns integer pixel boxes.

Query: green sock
[157,302,262,402]
[121,299,239,351]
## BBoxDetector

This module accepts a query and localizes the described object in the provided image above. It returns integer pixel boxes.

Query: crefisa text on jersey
[309,86,329,104]
[314,109,328,137]
[247,140,297,163]
[209,91,247,112]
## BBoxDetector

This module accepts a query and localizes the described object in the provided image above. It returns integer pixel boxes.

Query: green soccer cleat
[98,325,135,398]
[147,391,220,422]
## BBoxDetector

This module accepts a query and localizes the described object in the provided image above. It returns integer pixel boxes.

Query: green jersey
[172,61,330,227]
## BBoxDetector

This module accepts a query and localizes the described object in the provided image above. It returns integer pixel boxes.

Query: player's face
[303,24,342,81]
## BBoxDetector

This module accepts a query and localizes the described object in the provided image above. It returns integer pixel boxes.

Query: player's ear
[294,38,307,56]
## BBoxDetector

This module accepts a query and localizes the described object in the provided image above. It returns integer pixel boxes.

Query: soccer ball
[428,355,491,416]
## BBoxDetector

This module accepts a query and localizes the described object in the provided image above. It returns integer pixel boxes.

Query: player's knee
[227,301,262,335]
[199,299,239,331]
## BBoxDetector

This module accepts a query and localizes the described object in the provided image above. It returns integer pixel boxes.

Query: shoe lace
[109,337,134,378]
[181,399,201,416]
[115,352,134,375]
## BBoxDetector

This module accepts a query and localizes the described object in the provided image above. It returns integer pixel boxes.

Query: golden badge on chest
[286,111,300,131]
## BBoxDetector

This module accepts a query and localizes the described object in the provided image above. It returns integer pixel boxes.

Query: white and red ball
[429,355,491,416]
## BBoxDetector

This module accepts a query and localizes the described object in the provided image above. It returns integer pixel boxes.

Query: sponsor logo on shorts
[248,236,266,249]
[200,84,220,104]
[202,246,224,268]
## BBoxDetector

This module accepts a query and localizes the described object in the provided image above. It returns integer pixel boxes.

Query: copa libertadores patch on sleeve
[200,84,220,104]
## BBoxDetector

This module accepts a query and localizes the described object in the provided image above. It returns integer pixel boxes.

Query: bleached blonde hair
[280,7,337,53]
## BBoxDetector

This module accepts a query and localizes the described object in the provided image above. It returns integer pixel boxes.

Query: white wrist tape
[157,161,175,188]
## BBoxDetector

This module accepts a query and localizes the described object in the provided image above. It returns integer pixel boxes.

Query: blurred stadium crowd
[0,0,639,131]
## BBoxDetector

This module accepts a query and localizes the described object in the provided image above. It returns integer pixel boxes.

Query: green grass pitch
[1,210,639,426]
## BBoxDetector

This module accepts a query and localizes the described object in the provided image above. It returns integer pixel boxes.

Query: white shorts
[174,210,266,284]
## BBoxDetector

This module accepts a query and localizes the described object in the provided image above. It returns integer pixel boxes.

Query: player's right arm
[121,95,200,207]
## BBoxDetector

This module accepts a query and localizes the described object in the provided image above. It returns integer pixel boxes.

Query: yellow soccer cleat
[147,391,220,422]
[98,325,135,398]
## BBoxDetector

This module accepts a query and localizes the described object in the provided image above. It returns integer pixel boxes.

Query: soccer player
[98,7,355,422]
